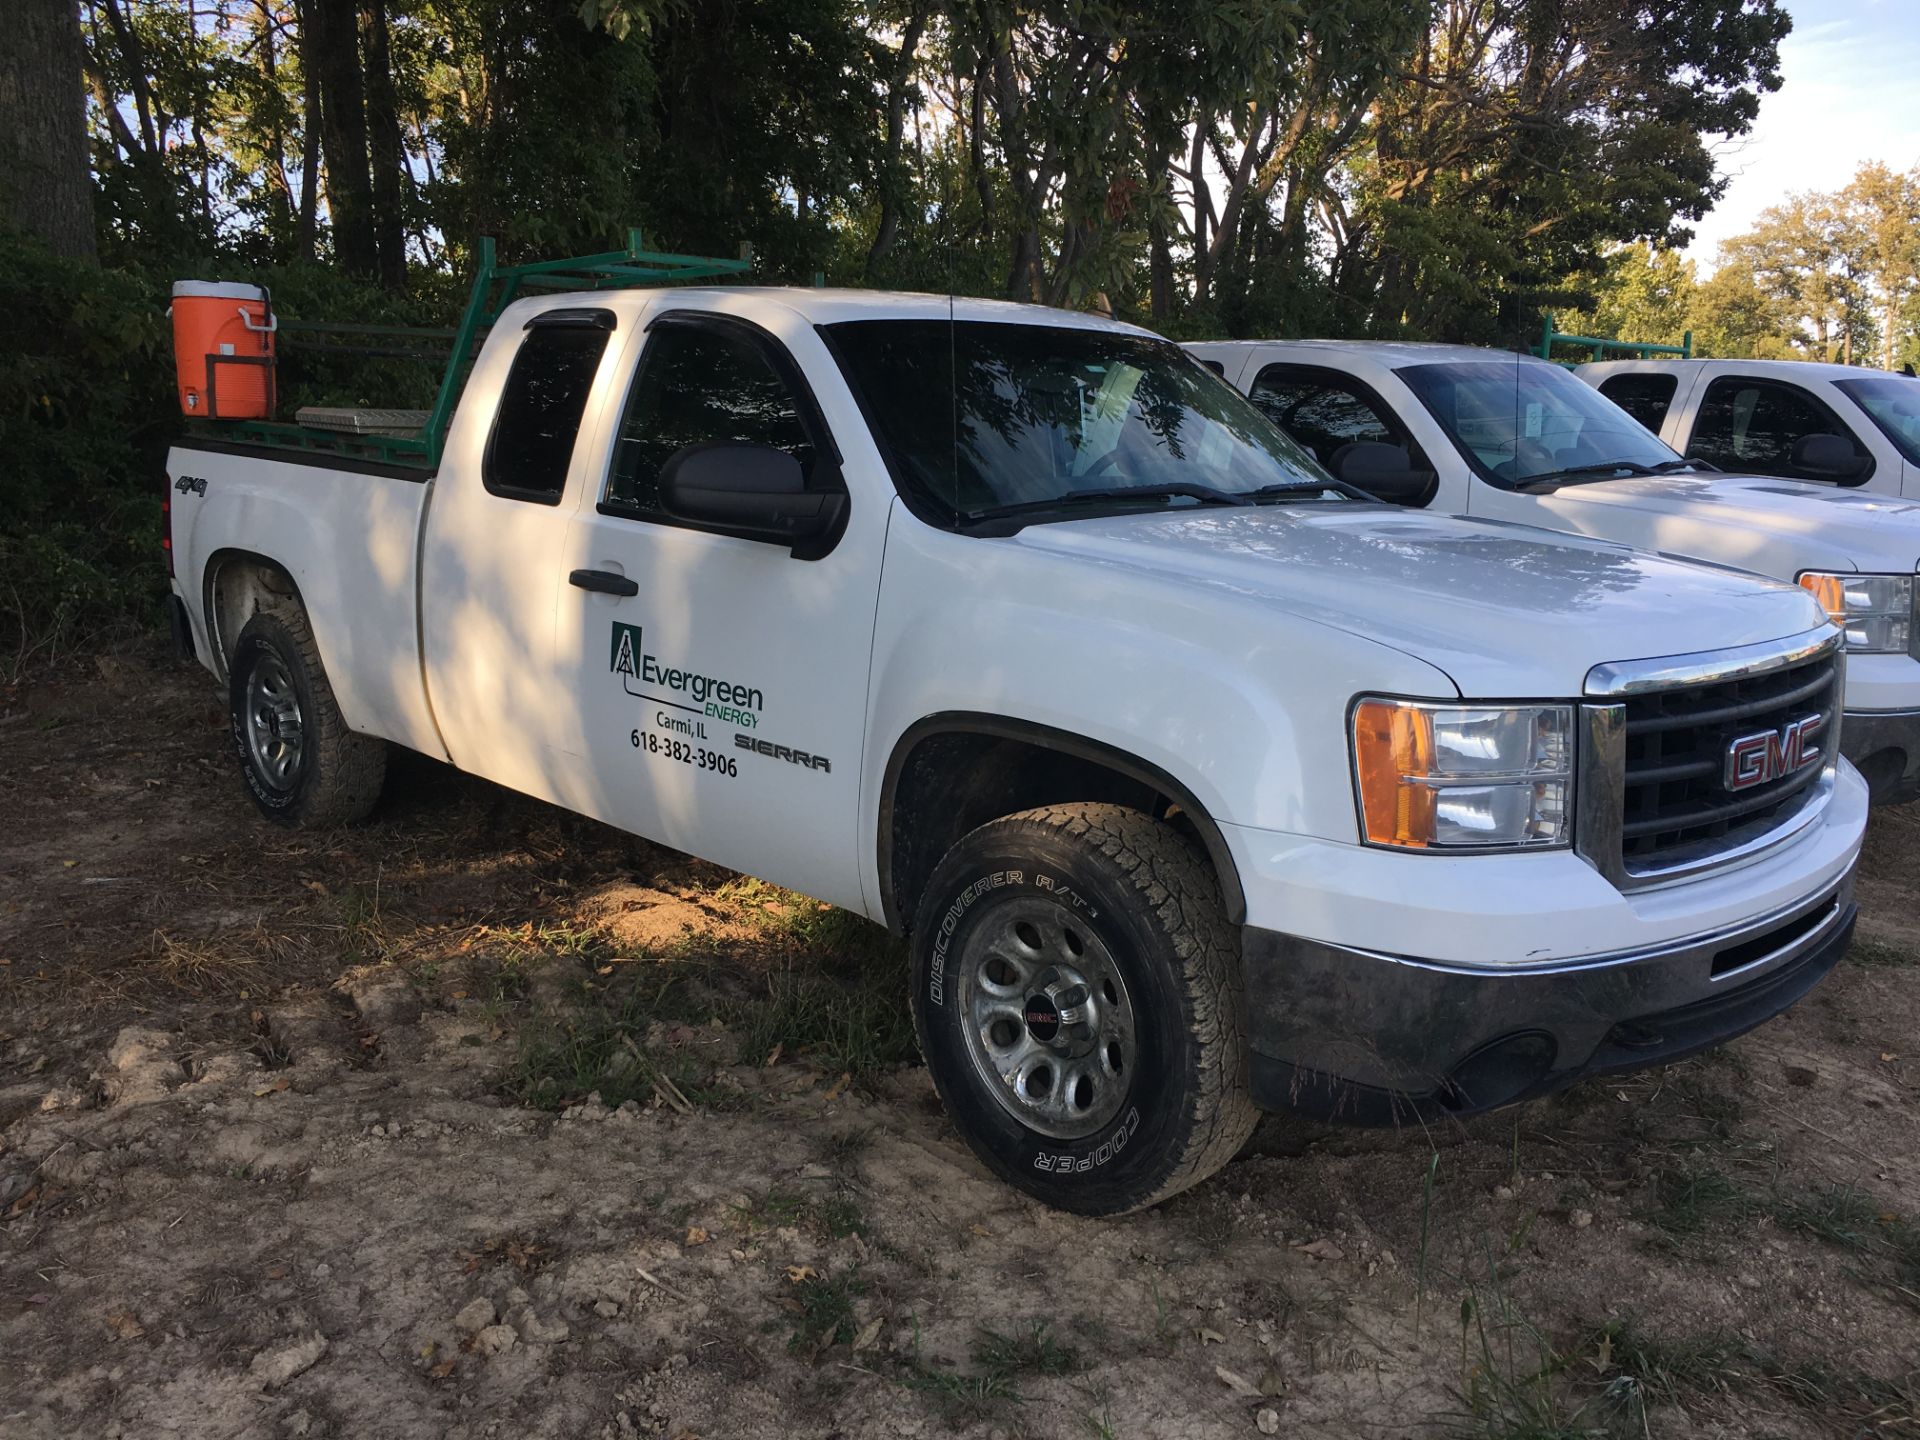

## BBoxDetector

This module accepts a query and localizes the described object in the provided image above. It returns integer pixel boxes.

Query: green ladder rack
[218,229,754,469]
[1535,313,1691,367]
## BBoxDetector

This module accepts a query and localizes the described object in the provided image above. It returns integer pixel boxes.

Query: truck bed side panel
[166,444,446,759]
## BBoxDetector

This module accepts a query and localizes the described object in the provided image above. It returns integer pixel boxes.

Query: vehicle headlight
[1797,572,1914,655]
[1352,700,1573,851]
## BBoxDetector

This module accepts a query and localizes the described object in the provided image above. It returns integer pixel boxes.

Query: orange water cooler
[170,280,277,419]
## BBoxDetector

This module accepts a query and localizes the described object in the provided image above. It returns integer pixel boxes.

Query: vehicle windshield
[1399,359,1689,488]
[824,319,1346,522]
[1834,374,1920,465]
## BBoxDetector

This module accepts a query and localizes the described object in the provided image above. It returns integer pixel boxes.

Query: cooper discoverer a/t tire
[228,607,386,827]
[910,803,1256,1214]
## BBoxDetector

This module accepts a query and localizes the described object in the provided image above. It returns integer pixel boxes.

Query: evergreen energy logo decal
[609,621,764,729]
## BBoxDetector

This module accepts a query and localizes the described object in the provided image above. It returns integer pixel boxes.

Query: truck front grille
[1618,650,1839,865]
[1575,627,1844,890]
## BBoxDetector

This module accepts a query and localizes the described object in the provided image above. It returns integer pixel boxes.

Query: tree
[1586,244,1696,347]
[1719,191,1876,362]
[1338,0,1789,343]
[308,0,376,274]
[1841,163,1920,370]
[2,0,99,260]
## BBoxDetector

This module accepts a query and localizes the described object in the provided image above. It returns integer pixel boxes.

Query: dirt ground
[3,642,1918,1440]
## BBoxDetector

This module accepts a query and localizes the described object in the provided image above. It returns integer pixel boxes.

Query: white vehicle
[1576,357,1920,497]
[1190,340,1920,804]
[167,285,1866,1214]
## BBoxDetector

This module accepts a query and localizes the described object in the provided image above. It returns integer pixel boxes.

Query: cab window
[1596,372,1677,433]
[1246,364,1435,505]
[604,322,819,521]
[1249,367,1398,466]
[483,320,613,503]
[1686,377,1872,482]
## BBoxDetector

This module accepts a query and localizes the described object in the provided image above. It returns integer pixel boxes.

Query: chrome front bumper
[1241,867,1856,1125]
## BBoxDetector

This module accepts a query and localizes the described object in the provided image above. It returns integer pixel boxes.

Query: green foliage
[2,0,1834,666]
[0,232,172,672]
[1573,163,1920,363]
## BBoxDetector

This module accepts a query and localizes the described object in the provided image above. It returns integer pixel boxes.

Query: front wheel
[910,803,1257,1214]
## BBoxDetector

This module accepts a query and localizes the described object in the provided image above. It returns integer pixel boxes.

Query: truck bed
[166,439,446,761]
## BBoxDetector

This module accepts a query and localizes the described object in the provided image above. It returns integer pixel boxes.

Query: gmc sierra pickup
[1191,339,1920,804]
[167,289,1866,1214]
[1577,357,1919,498]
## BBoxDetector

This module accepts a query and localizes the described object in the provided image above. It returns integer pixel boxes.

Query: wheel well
[203,551,302,680]
[879,716,1246,933]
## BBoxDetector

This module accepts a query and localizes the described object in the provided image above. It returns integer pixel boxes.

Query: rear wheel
[228,607,385,826]
[910,803,1256,1214]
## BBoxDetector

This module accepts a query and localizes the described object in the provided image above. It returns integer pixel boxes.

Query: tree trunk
[360,0,406,288]
[99,0,158,154]
[256,0,296,247]
[865,7,927,279]
[1190,119,1211,304]
[1148,193,1174,322]
[310,0,376,275]
[0,0,96,260]
[293,0,322,260]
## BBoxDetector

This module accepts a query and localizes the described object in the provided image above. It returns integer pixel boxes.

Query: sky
[1685,0,1920,271]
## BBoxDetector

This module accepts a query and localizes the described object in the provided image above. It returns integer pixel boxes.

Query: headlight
[1352,700,1573,851]
[1798,572,1914,654]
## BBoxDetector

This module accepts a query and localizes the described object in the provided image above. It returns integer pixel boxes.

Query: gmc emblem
[1724,714,1825,793]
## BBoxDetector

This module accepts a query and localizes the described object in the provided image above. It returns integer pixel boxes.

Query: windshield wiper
[1518,456,1717,490]
[1242,480,1351,502]
[959,482,1247,526]
[1515,460,1656,491]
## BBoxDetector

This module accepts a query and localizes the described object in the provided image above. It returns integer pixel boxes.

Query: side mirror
[1789,432,1871,482]
[659,442,846,556]
[1329,441,1435,505]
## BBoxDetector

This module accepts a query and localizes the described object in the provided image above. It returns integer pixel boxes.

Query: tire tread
[913,801,1258,1213]
[235,604,385,826]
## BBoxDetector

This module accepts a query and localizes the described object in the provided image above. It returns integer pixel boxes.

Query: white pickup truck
[1576,357,1920,497]
[1190,340,1920,804]
[167,289,1866,1214]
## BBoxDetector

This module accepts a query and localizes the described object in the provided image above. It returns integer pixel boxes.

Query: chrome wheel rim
[958,897,1136,1140]
[244,653,304,792]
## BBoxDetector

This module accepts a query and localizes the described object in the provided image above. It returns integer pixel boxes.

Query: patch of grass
[1148,1278,1177,1346]
[1772,1183,1879,1250]
[1647,1166,1920,1308]
[1082,1397,1121,1440]
[501,975,712,1111]
[1449,1285,1629,1440]
[822,1124,876,1170]
[146,928,267,995]
[891,1323,1017,1422]
[1645,1163,1763,1238]
[899,1364,1019,1420]
[731,944,915,1085]
[1847,937,1919,969]
[731,1184,867,1241]
[785,1268,867,1353]
[1589,1320,1919,1431]
[972,1319,1081,1379]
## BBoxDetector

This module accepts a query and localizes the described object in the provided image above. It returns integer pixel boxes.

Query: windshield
[1399,359,1687,487]
[824,319,1344,522]
[1835,375,1920,465]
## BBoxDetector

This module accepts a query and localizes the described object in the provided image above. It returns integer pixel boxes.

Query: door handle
[568,568,638,597]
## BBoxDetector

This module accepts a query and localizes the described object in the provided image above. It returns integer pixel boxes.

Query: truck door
[419,309,622,804]
[1683,375,1880,488]
[551,308,885,913]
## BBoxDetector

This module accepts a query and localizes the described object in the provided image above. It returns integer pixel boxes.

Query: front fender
[860,511,1460,914]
